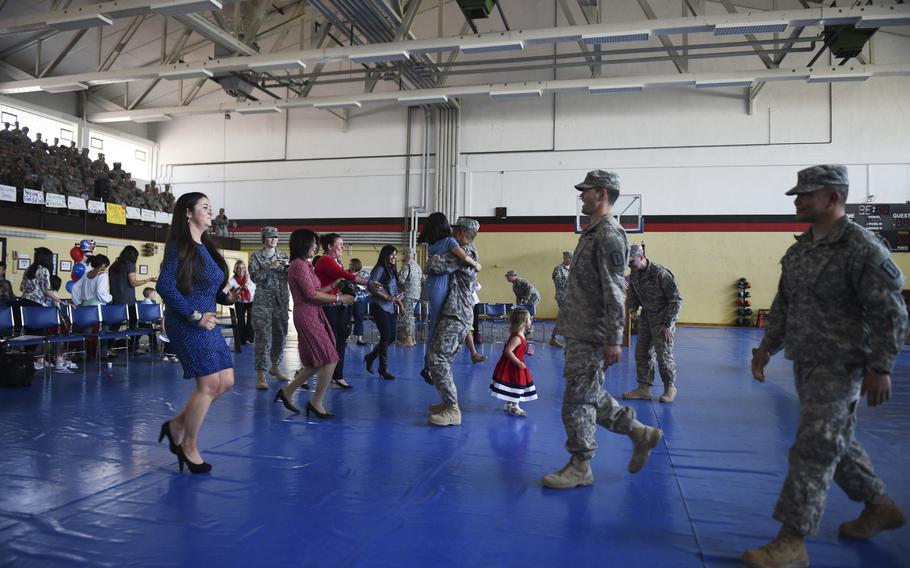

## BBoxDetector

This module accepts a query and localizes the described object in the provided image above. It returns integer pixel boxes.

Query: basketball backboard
[575,194,642,233]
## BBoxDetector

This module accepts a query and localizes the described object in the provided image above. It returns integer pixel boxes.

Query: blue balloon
[72,262,86,278]
[65,280,75,293]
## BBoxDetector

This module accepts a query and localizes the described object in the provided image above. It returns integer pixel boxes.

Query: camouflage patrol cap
[505,270,518,278]
[574,169,621,192]
[629,244,644,258]
[260,226,279,239]
[452,217,480,235]
[562,251,574,257]
[786,165,849,196]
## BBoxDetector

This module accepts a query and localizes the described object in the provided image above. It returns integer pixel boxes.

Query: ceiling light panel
[160,67,214,80]
[397,95,449,105]
[582,31,650,45]
[131,114,172,123]
[248,59,306,73]
[460,41,524,54]
[349,50,411,64]
[42,82,89,93]
[695,79,754,88]
[236,107,283,115]
[313,101,362,109]
[589,85,644,94]
[490,89,542,99]
[46,13,113,31]
[714,22,788,35]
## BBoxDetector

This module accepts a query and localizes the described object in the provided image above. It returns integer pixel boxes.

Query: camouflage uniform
[425,222,479,407]
[627,253,682,388]
[759,165,909,536]
[558,210,637,461]
[511,277,540,306]
[551,256,571,339]
[249,233,290,372]
[396,254,423,344]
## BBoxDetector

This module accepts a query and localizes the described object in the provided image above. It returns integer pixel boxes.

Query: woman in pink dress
[275,229,354,418]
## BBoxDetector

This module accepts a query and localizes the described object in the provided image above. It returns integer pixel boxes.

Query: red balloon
[69,246,84,263]
[71,272,80,282]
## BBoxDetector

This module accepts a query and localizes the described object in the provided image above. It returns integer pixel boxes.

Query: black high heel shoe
[175,445,212,474]
[364,353,376,374]
[158,420,178,455]
[379,369,396,380]
[306,401,335,419]
[274,389,300,414]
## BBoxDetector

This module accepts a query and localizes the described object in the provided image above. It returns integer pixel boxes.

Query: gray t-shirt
[110,260,136,305]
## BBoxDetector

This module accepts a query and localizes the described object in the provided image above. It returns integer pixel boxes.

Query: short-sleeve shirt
[110,261,136,305]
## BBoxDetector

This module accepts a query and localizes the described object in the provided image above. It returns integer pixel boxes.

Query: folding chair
[481,303,508,343]
[95,304,133,363]
[20,305,86,375]
[71,305,103,365]
[123,302,163,355]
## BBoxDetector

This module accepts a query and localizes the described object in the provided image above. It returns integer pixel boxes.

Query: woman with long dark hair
[274,229,354,418]
[156,192,235,474]
[109,245,157,354]
[19,247,60,307]
[364,245,404,380]
[313,233,370,390]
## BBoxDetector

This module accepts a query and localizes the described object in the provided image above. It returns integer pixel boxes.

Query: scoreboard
[846,203,910,252]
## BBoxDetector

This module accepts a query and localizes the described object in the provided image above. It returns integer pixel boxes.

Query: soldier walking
[745,165,908,568]
[250,226,291,390]
[396,248,423,347]
[542,170,662,489]
[549,251,572,348]
[622,244,683,403]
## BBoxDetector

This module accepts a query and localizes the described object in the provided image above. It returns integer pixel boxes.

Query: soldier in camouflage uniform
[549,251,573,348]
[425,218,482,427]
[396,248,423,347]
[505,271,540,307]
[542,170,663,489]
[622,244,683,403]
[249,226,291,390]
[744,165,909,568]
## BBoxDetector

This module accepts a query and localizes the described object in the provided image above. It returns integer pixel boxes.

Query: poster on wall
[88,200,106,214]
[67,196,87,210]
[45,193,67,208]
[0,184,15,202]
[106,203,126,225]
[141,209,156,222]
[23,188,43,205]
[125,206,142,220]
[155,211,170,223]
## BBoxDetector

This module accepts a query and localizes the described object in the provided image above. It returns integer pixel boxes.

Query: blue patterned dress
[156,242,233,379]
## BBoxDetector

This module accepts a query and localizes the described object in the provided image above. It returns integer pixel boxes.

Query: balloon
[80,239,93,252]
[71,272,80,282]
[72,262,86,278]
[65,280,75,293]
[69,246,84,263]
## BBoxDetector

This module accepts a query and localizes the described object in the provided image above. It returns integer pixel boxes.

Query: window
[86,129,153,181]
[90,137,103,150]
[59,128,73,144]
[135,149,146,162]
[0,102,77,144]
[1,112,16,125]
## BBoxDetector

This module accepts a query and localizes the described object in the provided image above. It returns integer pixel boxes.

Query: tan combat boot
[549,337,564,348]
[839,496,907,539]
[256,371,268,390]
[541,457,593,489]
[741,533,808,568]
[428,404,461,426]
[428,402,446,414]
[628,422,662,473]
[623,384,652,400]
[269,364,289,381]
[659,384,677,403]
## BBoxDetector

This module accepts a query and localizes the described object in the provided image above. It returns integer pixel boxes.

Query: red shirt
[314,255,357,296]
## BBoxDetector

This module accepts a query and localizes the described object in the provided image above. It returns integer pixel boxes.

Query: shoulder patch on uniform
[881,259,900,280]
[610,251,624,268]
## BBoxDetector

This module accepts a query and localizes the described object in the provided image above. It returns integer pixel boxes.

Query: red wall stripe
[234,222,808,234]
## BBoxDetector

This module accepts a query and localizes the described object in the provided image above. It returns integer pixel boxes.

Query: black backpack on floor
[0,341,35,388]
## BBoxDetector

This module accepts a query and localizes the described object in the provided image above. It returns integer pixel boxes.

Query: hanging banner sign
[141,209,156,222]
[125,206,142,220]
[67,196,87,210]
[155,211,170,224]
[106,203,126,225]
[45,193,67,208]
[23,188,44,205]
[88,200,106,214]
[0,184,15,202]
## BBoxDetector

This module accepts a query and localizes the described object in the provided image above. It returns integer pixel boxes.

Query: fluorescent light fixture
[652,24,715,35]
[490,88,542,99]
[236,106,283,115]
[42,81,89,93]
[248,58,306,72]
[47,13,113,31]
[408,42,460,55]
[714,22,788,35]
[350,50,410,64]
[0,84,43,95]
[313,101,362,109]
[818,16,861,26]
[131,114,172,123]
[397,94,449,105]
[788,17,823,27]
[695,79,754,88]
[160,67,214,80]
[807,72,870,83]
[89,115,132,123]
[151,0,223,17]
[525,33,583,45]
[582,31,650,44]
[761,71,811,82]
[857,14,910,28]
[589,84,644,94]
[460,41,524,54]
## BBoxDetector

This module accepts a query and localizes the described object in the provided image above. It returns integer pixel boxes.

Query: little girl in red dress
[489,308,538,417]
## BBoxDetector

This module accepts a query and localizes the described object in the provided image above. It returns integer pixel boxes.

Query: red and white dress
[489,334,538,402]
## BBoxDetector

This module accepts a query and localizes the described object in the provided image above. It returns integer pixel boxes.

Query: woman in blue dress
[156,192,237,474]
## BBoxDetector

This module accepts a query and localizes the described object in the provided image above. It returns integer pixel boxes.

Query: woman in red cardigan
[314,233,370,389]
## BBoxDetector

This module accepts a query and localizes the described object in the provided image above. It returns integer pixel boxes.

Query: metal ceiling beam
[636,0,686,73]
[2,5,908,95]
[436,22,471,87]
[172,13,259,56]
[38,29,88,78]
[98,15,148,72]
[85,62,910,122]
[718,0,776,69]
[558,0,599,76]
[128,27,193,109]
[0,58,124,112]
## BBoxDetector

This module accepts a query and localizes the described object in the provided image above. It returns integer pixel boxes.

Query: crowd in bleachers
[0,122,175,211]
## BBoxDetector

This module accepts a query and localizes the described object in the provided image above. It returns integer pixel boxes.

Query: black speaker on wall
[495,207,507,219]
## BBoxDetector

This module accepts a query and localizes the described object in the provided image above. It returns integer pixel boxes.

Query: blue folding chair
[20,305,86,375]
[95,304,133,363]
[123,302,163,354]
[481,303,508,343]
[71,305,103,364]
